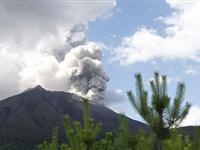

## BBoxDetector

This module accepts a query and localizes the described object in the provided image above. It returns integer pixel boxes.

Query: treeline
[38,72,200,150]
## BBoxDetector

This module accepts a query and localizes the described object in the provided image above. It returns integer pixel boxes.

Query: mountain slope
[0,86,148,150]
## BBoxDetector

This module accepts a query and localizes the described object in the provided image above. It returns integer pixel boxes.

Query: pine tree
[114,113,154,150]
[135,130,154,150]
[163,131,192,150]
[38,99,115,150]
[63,98,104,150]
[114,114,133,150]
[127,72,191,141]
[38,76,195,150]
[38,128,61,150]
[192,127,200,150]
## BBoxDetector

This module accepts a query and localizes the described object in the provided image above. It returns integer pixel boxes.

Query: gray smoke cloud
[104,89,126,106]
[0,0,115,104]
[68,44,109,104]
[52,24,87,61]
[19,41,109,105]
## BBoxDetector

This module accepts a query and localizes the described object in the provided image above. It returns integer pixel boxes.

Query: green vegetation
[38,72,200,150]
[38,99,115,150]
[128,72,191,140]
[127,72,191,149]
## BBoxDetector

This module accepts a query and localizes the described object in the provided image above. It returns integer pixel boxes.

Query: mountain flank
[0,85,148,150]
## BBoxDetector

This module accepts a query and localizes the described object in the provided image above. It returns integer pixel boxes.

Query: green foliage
[38,99,116,150]
[163,131,192,150]
[38,128,59,150]
[38,97,200,150]
[191,127,200,150]
[62,98,114,150]
[134,130,154,150]
[38,71,200,150]
[127,72,191,140]
[113,114,134,150]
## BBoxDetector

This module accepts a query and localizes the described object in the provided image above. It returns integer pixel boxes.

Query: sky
[90,0,200,126]
[0,0,200,126]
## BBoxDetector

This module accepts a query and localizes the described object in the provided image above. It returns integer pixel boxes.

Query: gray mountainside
[0,85,148,150]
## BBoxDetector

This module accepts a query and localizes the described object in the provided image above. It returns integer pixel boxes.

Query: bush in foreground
[38,72,200,150]
[38,99,200,150]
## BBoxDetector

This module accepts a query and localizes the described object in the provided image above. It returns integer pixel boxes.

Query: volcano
[0,85,149,150]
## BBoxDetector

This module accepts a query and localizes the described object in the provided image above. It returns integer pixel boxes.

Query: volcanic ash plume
[0,0,115,104]
[52,24,87,61]
[19,40,109,105]
[65,43,109,104]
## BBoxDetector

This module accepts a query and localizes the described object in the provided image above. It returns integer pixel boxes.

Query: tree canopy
[127,72,191,140]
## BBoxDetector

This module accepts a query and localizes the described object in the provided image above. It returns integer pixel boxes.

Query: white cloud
[112,0,200,65]
[181,105,200,126]
[100,7,122,21]
[104,89,126,106]
[185,68,199,76]
[184,65,200,76]
[0,0,115,50]
[19,42,109,105]
[104,89,143,121]
[0,0,116,103]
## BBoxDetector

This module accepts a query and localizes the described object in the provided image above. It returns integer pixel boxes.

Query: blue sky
[1,0,200,126]
[88,0,200,125]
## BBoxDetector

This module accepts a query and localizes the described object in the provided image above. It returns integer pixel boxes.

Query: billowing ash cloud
[0,0,115,104]
[65,43,109,104]
[53,24,87,61]
[20,42,109,105]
